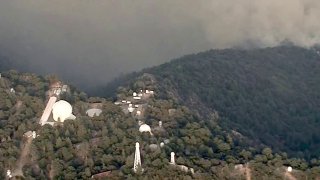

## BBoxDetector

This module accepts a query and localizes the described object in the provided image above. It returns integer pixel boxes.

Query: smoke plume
[0,0,319,90]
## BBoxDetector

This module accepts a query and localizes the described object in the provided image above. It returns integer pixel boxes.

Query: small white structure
[128,107,135,113]
[114,102,121,105]
[159,121,162,128]
[133,142,142,173]
[133,96,142,100]
[121,100,126,103]
[138,120,144,126]
[136,111,141,116]
[7,169,12,178]
[10,88,15,93]
[135,105,139,108]
[0,73,2,78]
[61,85,68,92]
[146,90,150,94]
[164,139,170,144]
[86,108,102,117]
[287,166,293,172]
[178,165,189,172]
[127,101,131,104]
[160,142,165,147]
[170,152,176,165]
[32,131,37,139]
[234,164,244,170]
[177,165,189,172]
[139,124,153,135]
[190,168,194,174]
[169,152,194,174]
[52,100,75,122]
[54,89,62,96]
[138,93,143,97]
[133,92,137,96]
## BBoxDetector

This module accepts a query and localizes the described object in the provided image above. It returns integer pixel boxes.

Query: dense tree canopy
[101,46,320,159]
[1,47,320,179]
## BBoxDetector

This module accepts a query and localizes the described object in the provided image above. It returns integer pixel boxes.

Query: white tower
[170,152,176,165]
[159,121,162,128]
[133,142,142,172]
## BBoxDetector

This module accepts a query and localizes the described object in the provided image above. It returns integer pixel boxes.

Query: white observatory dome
[139,124,151,133]
[52,100,73,122]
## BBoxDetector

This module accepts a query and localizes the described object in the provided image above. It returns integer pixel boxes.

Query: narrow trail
[245,164,251,180]
[12,136,33,177]
[284,172,297,180]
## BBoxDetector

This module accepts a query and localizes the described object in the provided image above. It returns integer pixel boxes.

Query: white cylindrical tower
[170,152,175,165]
[159,121,162,128]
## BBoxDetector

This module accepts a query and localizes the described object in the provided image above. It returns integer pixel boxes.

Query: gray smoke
[0,0,319,90]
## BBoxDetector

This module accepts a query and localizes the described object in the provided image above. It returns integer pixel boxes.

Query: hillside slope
[1,69,320,179]
[101,46,320,158]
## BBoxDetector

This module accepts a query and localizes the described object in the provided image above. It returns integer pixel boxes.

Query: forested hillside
[1,69,320,179]
[101,46,320,160]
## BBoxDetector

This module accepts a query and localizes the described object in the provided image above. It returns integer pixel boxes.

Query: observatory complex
[39,98,75,126]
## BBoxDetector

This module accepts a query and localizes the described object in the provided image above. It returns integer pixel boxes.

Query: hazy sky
[0,0,319,90]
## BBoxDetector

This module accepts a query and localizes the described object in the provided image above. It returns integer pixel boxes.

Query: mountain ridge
[99,45,320,158]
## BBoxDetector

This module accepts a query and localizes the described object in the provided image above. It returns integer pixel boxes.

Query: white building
[128,107,135,113]
[61,85,68,92]
[139,124,153,135]
[10,88,15,93]
[52,100,76,122]
[159,121,163,128]
[7,169,12,178]
[86,108,102,117]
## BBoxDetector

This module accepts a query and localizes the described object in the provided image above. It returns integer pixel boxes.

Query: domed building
[139,124,153,135]
[52,100,76,122]
[86,108,102,117]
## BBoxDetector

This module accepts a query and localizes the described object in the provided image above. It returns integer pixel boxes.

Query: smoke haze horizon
[0,0,319,90]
